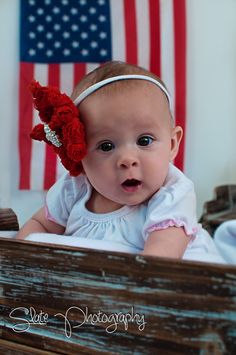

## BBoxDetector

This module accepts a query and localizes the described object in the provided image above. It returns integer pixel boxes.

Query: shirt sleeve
[143,165,201,241]
[45,173,86,227]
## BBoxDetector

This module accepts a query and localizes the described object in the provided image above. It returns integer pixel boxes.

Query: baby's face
[80,82,182,209]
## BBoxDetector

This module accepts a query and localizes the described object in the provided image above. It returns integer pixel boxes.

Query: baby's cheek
[82,155,102,175]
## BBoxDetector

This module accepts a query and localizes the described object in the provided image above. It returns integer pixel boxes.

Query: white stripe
[110,0,126,61]
[33,64,48,86]
[135,0,150,69]
[60,63,74,96]
[160,0,175,116]
[30,64,47,190]
[86,63,99,74]
[56,155,67,179]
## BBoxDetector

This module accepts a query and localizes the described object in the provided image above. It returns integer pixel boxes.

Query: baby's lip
[121,178,142,187]
[121,179,142,192]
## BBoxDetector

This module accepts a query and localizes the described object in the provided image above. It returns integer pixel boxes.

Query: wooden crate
[0,237,236,354]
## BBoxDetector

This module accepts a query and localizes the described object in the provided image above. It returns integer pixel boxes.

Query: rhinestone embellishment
[44,124,62,147]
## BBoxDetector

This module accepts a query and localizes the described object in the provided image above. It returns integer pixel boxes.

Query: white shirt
[39,164,226,264]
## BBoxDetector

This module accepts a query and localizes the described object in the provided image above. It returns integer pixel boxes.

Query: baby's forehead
[87,116,164,140]
[83,81,170,121]
[81,83,172,135]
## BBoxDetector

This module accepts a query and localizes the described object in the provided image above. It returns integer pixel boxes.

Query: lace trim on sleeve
[44,205,60,224]
[146,219,200,237]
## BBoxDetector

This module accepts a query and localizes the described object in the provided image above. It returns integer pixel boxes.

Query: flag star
[79,0,87,5]
[99,31,107,39]
[37,24,44,32]
[37,8,44,15]
[52,7,60,14]
[61,0,69,5]
[90,41,98,48]
[62,15,70,22]
[81,32,88,39]
[72,41,79,48]
[29,32,36,39]
[100,49,107,56]
[98,0,105,5]
[46,49,53,56]
[71,24,79,31]
[29,0,36,5]
[54,24,61,31]
[29,49,36,56]
[81,49,89,56]
[89,7,96,14]
[90,24,97,31]
[99,15,106,22]
[62,31,70,39]
[45,15,52,22]
[80,15,87,22]
[37,42,44,49]
[44,0,51,5]
[71,8,78,15]
[28,15,35,22]
[63,49,71,56]
[54,41,61,48]
[46,32,53,39]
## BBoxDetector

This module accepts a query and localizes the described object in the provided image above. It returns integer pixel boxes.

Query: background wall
[1,0,236,227]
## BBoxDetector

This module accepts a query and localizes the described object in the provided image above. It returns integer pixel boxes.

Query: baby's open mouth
[121,179,142,192]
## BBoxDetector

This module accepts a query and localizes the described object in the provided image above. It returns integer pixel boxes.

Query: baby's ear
[170,126,183,161]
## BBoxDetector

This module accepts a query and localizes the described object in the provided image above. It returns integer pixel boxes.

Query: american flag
[19,0,186,190]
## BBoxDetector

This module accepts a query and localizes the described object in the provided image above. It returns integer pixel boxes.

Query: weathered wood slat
[0,237,236,354]
[0,338,58,355]
[0,208,19,231]
[200,185,236,235]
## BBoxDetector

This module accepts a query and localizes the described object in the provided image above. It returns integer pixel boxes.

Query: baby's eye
[97,141,115,152]
[137,136,154,146]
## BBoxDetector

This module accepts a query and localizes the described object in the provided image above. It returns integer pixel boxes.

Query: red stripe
[173,0,186,171]
[43,64,60,190]
[149,0,161,76]
[73,63,86,87]
[19,62,34,189]
[123,0,138,65]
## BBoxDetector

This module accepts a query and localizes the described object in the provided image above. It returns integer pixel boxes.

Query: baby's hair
[71,61,168,101]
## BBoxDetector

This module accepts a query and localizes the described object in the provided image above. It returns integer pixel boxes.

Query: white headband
[73,74,171,107]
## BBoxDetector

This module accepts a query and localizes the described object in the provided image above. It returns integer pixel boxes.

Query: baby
[16,61,225,263]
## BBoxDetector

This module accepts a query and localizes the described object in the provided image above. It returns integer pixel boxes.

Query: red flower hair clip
[30,80,87,176]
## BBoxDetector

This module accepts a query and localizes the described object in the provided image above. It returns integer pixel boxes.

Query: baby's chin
[117,195,153,207]
[123,191,160,206]
[99,187,160,209]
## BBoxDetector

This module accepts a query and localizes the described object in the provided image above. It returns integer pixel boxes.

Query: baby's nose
[117,155,139,169]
